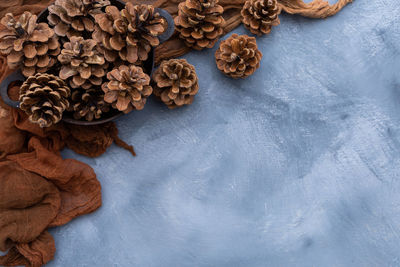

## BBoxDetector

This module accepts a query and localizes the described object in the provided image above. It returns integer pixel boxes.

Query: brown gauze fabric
[0,0,351,266]
[0,63,134,266]
[0,65,135,266]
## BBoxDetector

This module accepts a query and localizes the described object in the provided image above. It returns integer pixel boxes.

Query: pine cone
[19,73,71,128]
[93,3,166,64]
[174,0,225,50]
[58,36,106,90]
[102,65,153,113]
[241,0,280,36]
[215,34,262,79]
[69,88,110,121]
[0,12,60,77]
[153,59,199,109]
[48,0,111,39]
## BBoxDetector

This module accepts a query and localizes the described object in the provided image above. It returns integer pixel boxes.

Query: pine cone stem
[215,34,262,79]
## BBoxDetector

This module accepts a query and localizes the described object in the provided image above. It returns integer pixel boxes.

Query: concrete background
[55,0,400,266]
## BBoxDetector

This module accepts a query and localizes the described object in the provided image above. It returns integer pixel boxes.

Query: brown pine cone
[19,73,71,128]
[153,59,199,109]
[58,36,106,90]
[102,65,153,113]
[69,88,110,121]
[0,12,60,77]
[241,0,280,36]
[215,34,262,79]
[48,0,111,39]
[93,3,166,64]
[174,0,225,50]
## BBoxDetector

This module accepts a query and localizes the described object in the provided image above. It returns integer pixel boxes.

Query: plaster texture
[54,0,400,266]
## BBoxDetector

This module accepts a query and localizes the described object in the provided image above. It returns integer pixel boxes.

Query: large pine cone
[48,0,111,39]
[102,65,153,113]
[19,73,71,128]
[69,88,110,121]
[153,59,199,109]
[0,12,60,77]
[93,3,166,64]
[58,36,106,90]
[241,0,280,36]
[174,0,225,50]
[215,34,262,79]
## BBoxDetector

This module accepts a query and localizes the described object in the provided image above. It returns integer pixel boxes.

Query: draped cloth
[0,61,133,267]
[149,0,353,64]
[0,0,352,266]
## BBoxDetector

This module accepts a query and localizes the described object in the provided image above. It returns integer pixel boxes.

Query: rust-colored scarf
[0,0,352,266]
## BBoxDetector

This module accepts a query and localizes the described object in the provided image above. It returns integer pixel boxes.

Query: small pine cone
[241,0,280,36]
[153,59,199,109]
[215,34,262,79]
[19,73,71,128]
[0,12,61,77]
[58,36,106,90]
[102,65,153,113]
[174,0,225,50]
[48,0,111,39]
[69,88,110,121]
[93,3,166,64]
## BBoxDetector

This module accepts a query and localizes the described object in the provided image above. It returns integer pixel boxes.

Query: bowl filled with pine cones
[0,0,175,127]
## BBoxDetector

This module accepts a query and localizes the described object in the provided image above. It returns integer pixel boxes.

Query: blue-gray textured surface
[52,0,400,266]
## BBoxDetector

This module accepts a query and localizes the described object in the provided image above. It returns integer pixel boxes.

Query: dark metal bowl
[0,0,175,126]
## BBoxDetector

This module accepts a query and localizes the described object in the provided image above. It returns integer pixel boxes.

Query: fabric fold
[0,75,134,267]
[0,109,103,266]
[147,0,353,63]
[0,231,55,267]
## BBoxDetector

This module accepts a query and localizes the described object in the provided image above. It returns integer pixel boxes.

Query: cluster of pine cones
[0,0,281,127]
[0,0,170,127]
[174,0,281,79]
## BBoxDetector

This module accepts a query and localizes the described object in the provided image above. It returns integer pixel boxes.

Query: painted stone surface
[55,1,400,266]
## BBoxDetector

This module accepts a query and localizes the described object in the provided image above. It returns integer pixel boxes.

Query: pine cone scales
[48,0,111,38]
[19,73,70,128]
[58,36,106,90]
[102,65,153,113]
[174,0,225,50]
[215,34,262,79]
[93,3,166,64]
[69,88,110,121]
[153,59,199,109]
[241,0,280,36]
[0,12,60,77]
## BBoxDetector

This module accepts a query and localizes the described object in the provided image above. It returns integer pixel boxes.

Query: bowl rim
[38,0,151,126]
[0,0,175,126]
